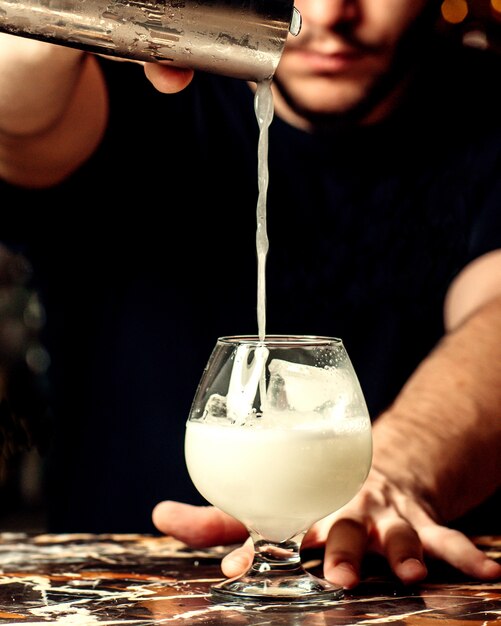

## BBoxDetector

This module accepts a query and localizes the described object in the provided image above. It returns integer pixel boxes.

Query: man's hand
[143,63,194,93]
[152,469,501,589]
[97,57,194,94]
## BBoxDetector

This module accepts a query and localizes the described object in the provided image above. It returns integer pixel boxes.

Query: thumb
[152,500,248,548]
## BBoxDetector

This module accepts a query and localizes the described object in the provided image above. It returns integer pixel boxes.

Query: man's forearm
[372,294,501,523]
[0,35,108,187]
[0,36,87,136]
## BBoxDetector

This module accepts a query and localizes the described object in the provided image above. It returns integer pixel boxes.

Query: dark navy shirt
[2,39,500,533]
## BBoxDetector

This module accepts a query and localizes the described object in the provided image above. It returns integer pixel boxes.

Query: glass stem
[249,530,306,575]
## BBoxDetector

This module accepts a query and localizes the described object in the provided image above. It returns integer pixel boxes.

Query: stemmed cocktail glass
[185,335,372,605]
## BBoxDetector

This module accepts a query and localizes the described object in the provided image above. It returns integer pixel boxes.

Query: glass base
[211,569,344,606]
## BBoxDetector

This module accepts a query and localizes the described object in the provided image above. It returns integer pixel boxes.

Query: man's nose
[299,0,359,29]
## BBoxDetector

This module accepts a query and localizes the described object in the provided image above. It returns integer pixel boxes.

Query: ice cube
[265,358,351,414]
[203,393,227,419]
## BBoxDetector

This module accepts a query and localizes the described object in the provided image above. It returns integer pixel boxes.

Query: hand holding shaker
[0,0,301,81]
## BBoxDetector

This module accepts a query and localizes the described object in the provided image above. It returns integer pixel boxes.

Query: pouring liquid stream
[254,78,274,407]
[254,78,274,343]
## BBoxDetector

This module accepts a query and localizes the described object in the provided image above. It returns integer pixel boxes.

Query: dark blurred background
[0,0,500,533]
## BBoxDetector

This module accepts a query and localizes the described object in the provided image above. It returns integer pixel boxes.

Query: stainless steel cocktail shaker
[0,0,301,81]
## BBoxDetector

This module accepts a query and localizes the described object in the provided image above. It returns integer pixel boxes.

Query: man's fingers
[143,63,194,93]
[377,519,428,585]
[323,514,428,588]
[221,538,254,578]
[152,500,247,547]
[419,525,501,580]
[323,517,369,589]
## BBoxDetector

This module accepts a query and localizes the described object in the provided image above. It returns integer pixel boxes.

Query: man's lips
[285,47,364,73]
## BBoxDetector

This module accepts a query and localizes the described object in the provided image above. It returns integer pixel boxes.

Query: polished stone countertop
[0,532,500,624]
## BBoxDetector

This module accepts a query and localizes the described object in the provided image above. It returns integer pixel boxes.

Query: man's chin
[273,75,373,124]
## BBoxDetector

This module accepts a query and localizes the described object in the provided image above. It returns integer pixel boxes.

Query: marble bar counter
[0,532,500,624]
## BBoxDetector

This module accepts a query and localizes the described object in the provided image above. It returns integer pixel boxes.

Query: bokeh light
[491,0,501,16]
[441,0,469,23]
